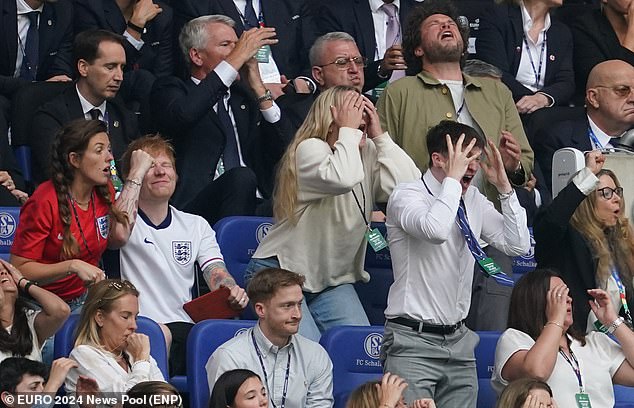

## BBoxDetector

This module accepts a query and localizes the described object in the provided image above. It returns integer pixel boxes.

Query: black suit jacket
[476,4,574,105]
[30,84,139,183]
[534,179,603,333]
[150,72,272,207]
[172,0,315,79]
[533,112,591,194]
[73,0,173,77]
[312,0,416,91]
[571,8,634,97]
[0,0,74,95]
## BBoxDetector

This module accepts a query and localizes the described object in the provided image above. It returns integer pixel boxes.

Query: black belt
[389,317,466,335]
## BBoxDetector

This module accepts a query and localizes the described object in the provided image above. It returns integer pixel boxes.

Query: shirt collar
[422,169,443,196]
[587,114,616,145]
[418,70,483,89]
[370,0,400,13]
[138,206,172,230]
[76,84,107,118]
[253,322,294,355]
[520,3,551,36]
[16,0,44,14]
[190,77,232,103]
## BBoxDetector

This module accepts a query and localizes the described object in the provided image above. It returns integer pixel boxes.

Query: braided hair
[49,119,127,259]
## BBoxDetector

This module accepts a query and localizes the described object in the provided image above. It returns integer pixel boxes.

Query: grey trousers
[381,321,479,408]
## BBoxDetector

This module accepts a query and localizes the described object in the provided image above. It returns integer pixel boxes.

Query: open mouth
[441,31,455,40]
[462,175,474,184]
[0,278,9,284]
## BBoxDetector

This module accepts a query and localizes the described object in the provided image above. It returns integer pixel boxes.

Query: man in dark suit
[312,0,415,92]
[30,30,139,184]
[534,59,634,193]
[172,0,316,96]
[151,15,279,226]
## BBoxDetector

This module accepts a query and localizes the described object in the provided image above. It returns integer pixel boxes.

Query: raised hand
[126,333,151,362]
[127,149,155,182]
[45,358,78,392]
[227,285,249,310]
[443,133,478,182]
[361,96,382,139]
[68,259,106,286]
[226,27,278,71]
[499,131,522,173]
[584,150,605,175]
[130,0,162,28]
[330,91,364,130]
[545,283,569,330]
[379,45,407,76]
[376,373,408,408]
[480,139,513,194]
[588,288,619,327]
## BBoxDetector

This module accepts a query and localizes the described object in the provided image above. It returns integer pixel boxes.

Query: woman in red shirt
[10,119,153,308]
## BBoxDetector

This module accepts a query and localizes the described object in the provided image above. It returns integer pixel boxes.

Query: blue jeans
[245,257,370,342]
[40,293,86,366]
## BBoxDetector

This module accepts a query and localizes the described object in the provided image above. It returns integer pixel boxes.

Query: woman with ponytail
[9,119,153,310]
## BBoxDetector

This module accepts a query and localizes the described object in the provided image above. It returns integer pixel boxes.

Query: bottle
[110,159,123,193]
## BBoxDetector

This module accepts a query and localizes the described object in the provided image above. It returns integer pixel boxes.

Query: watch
[127,21,144,35]
[256,89,273,104]
[377,62,389,79]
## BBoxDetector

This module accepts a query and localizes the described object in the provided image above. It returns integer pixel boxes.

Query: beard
[423,41,463,64]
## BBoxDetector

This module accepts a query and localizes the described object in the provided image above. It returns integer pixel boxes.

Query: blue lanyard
[251,330,291,408]
[610,267,633,324]
[522,32,547,89]
[559,347,584,393]
[587,127,604,150]
[456,97,466,120]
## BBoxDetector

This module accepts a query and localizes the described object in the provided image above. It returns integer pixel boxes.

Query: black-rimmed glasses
[597,186,624,200]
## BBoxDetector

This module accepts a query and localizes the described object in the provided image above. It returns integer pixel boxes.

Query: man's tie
[217,95,240,171]
[380,3,405,81]
[89,109,101,121]
[20,11,40,80]
[244,0,259,29]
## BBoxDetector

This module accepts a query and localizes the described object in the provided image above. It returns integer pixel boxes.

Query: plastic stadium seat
[53,314,169,379]
[319,325,385,408]
[615,385,634,407]
[511,227,536,277]
[187,319,256,408]
[356,222,393,325]
[13,146,32,182]
[475,331,501,408]
[0,206,20,261]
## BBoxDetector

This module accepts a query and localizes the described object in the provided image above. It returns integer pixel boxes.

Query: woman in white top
[246,86,421,340]
[492,268,634,408]
[0,259,69,363]
[65,279,164,393]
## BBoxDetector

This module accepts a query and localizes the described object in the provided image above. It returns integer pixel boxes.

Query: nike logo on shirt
[144,238,154,245]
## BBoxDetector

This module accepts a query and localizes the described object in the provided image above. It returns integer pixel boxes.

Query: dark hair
[508,269,585,344]
[246,268,305,304]
[402,0,469,74]
[0,298,37,360]
[208,369,261,408]
[0,357,47,396]
[49,119,127,259]
[125,381,182,408]
[426,120,485,166]
[121,135,176,180]
[495,378,553,408]
[73,29,126,77]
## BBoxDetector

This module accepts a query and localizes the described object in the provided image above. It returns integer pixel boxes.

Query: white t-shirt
[492,328,626,408]
[0,309,41,362]
[120,206,224,323]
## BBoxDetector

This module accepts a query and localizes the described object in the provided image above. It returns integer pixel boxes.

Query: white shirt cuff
[261,102,281,123]
[573,167,599,196]
[215,60,239,88]
[123,30,144,50]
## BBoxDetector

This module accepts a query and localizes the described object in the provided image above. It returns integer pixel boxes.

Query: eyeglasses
[597,186,623,200]
[595,85,634,98]
[317,56,368,70]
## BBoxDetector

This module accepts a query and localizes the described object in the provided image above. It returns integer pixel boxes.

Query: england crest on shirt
[172,241,192,265]
[96,215,109,239]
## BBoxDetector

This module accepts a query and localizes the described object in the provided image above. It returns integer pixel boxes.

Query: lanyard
[251,331,291,408]
[522,31,547,89]
[236,1,265,28]
[587,127,604,150]
[69,192,99,257]
[559,347,584,393]
[351,183,370,228]
[456,97,466,120]
[611,267,633,324]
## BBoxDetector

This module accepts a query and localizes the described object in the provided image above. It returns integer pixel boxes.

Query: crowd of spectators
[1,0,634,406]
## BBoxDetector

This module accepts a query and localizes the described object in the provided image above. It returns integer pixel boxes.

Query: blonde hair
[345,381,380,408]
[272,85,359,224]
[496,378,553,408]
[570,169,634,294]
[74,279,139,349]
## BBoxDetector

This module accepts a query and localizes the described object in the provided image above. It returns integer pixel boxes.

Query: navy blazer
[172,0,315,79]
[476,4,574,105]
[571,8,634,96]
[73,0,174,77]
[0,0,74,95]
[312,0,417,92]
[533,112,591,194]
[150,73,274,207]
[30,84,139,183]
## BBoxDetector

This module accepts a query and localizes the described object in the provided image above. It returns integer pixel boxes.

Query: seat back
[319,325,385,408]
[0,206,20,260]
[187,319,256,408]
[614,385,634,408]
[511,227,536,278]
[357,222,393,325]
[53,314,169,379]
[475,331,501,408]
[213,216,274,288]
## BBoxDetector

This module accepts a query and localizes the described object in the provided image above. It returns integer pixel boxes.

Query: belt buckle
[417,321,425,332]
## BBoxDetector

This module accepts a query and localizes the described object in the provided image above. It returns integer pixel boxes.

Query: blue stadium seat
[13,146,32,182]
[53,314,169,379]
[512,227,536,277]
[319,325,384,408]
[356,223,393,325]
[187,319,256,408]
[0,206,20,261]
[615,385,634,407]
[475,331,501,408]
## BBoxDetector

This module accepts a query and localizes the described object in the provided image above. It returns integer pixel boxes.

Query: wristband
[126,178,142,187]
[17,276,27,287]
[607,317,625,334]
[256,89,273,104]
[498,189,515,201]
[23,280,36,294]
[377,62,389,79]
[127,21,144,35]
[546,321,564,332]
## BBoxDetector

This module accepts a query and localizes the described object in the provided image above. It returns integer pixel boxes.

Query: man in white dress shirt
[382,120,531,406]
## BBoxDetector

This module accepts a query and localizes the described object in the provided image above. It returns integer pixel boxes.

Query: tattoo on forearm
[203,262,236,290]
[115,185,141,228]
